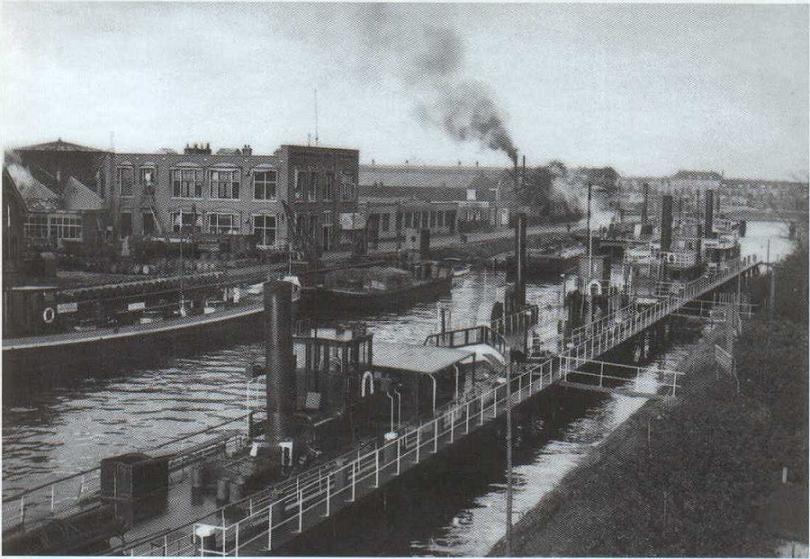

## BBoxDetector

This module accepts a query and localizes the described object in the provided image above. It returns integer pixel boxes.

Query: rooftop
[372,342,473,374]
[672,170,723,181]
[15,139,105,153]
[359,164,507,190]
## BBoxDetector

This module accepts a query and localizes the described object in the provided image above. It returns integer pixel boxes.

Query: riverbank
[488,311,807,556]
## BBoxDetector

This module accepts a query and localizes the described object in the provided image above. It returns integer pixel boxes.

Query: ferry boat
[299,262,453,312]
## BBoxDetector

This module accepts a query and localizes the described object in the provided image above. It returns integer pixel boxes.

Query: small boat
[300,264,452,312]
[443,258,472,278]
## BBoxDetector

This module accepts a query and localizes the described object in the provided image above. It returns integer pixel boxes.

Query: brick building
[105,143,359,253]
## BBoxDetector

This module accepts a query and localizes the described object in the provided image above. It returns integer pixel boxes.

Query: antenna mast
[314,88,319,146]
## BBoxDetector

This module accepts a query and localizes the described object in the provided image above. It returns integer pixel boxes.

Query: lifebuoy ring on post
[42,307,56,324]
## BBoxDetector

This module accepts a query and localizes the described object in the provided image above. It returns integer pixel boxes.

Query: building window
[210,169,240,199]
[381,213,390,232]
[24,215,48,239]
[438,211,445,227]
[323,172,335,201]
[171,169,203,198]
[430,211,436,228]
[422,211,429,227]
[322,210,333,225]
[340,171,355,201]
[142,212,156,236]
[117,166,134,197]
[208,213,237,234]
[254,170,277,201]
[139,166,157,185]
[48,215,82,241]
[171,210,198,233]
[308,172,318,202]
[253,215,276,247]
[294,168,305,200]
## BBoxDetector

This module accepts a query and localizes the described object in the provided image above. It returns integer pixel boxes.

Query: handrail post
[350,462,356,502]
[324,473,331,517]
[396,437,401,475]
[433,419,438,453]
[267,501,273,551]
[480,395,485,426]
[450,409,455,443]
[416,429,421,463]
[465,401,470,434]
[298,488,303,533]
[235,522,240,557]
[375,447,380,488]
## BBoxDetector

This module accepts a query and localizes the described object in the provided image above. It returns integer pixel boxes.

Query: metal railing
[2,412,260,533]
[112,255,759,557]
[424,325,508,357]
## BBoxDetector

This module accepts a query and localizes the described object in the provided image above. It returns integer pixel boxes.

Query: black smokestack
[661,195,673,252]
[641,182,649,224]
[514,213,527,308]
[264,280,295,450]
[705,189,714,238]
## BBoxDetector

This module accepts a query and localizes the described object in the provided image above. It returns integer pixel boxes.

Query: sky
[1,2,808,181]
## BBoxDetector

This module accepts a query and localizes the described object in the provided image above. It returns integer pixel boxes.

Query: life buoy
[42,307,56,324]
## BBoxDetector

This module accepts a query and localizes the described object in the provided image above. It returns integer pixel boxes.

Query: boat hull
[299,276,452,313]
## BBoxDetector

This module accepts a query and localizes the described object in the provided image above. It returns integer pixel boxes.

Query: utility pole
[505,362,513,557]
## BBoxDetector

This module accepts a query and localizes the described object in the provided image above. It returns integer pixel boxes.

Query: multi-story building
[362,197,459,245]
[105,143,359,253]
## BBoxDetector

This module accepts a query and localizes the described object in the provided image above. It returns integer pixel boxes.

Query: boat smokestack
[641,182,649,225]
[264,280,296,462]
[512,151,519,191]
[420,228,431,259]
[521,155,526,188]
[514,212,527,308]
[661,194,673,252]
[705,189,714,238]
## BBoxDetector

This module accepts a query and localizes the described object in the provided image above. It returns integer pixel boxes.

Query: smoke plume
[352,6,518,161]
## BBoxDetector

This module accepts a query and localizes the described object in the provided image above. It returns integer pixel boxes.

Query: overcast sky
[2,2,808,180]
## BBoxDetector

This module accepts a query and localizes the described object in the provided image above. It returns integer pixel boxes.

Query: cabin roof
[373,342,473,374]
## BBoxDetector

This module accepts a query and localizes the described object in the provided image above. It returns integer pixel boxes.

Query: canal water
[1,220,794,554]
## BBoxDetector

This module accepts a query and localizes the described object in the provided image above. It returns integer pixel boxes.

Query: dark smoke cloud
[352,6,518,161]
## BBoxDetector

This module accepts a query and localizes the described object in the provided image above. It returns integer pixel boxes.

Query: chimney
[457,160,461,166]
[372,159,375,166]
[705,189,714,238]
[242,144,252,156]
[264,280,296,463]
[641,182,649,224]
[514,212,527,308]
[513,151,519,191]
[475,161,479,167]
[661,194,673,252]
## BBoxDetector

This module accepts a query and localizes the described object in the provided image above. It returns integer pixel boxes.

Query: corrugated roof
[373,342,473,374]
[15,139,104,152]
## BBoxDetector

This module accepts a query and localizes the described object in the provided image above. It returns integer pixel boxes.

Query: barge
[300,263,453,313]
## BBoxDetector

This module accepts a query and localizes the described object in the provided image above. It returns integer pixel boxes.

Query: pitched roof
[671,170,723,181]
[15,139,104,152]
[359,164,508,190]
[5,163,61,212]
[63,177,104,211]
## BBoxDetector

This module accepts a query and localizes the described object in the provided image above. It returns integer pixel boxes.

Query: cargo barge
[300,262,453,312]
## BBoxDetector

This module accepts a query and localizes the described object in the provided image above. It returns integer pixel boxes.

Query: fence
[2,412,259,534]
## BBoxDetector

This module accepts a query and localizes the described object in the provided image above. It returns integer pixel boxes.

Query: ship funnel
[641,182,649,225]
[660,194,673,252]
[264,280,296,464]
[514,212,527,307]
[705,189,714,238]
